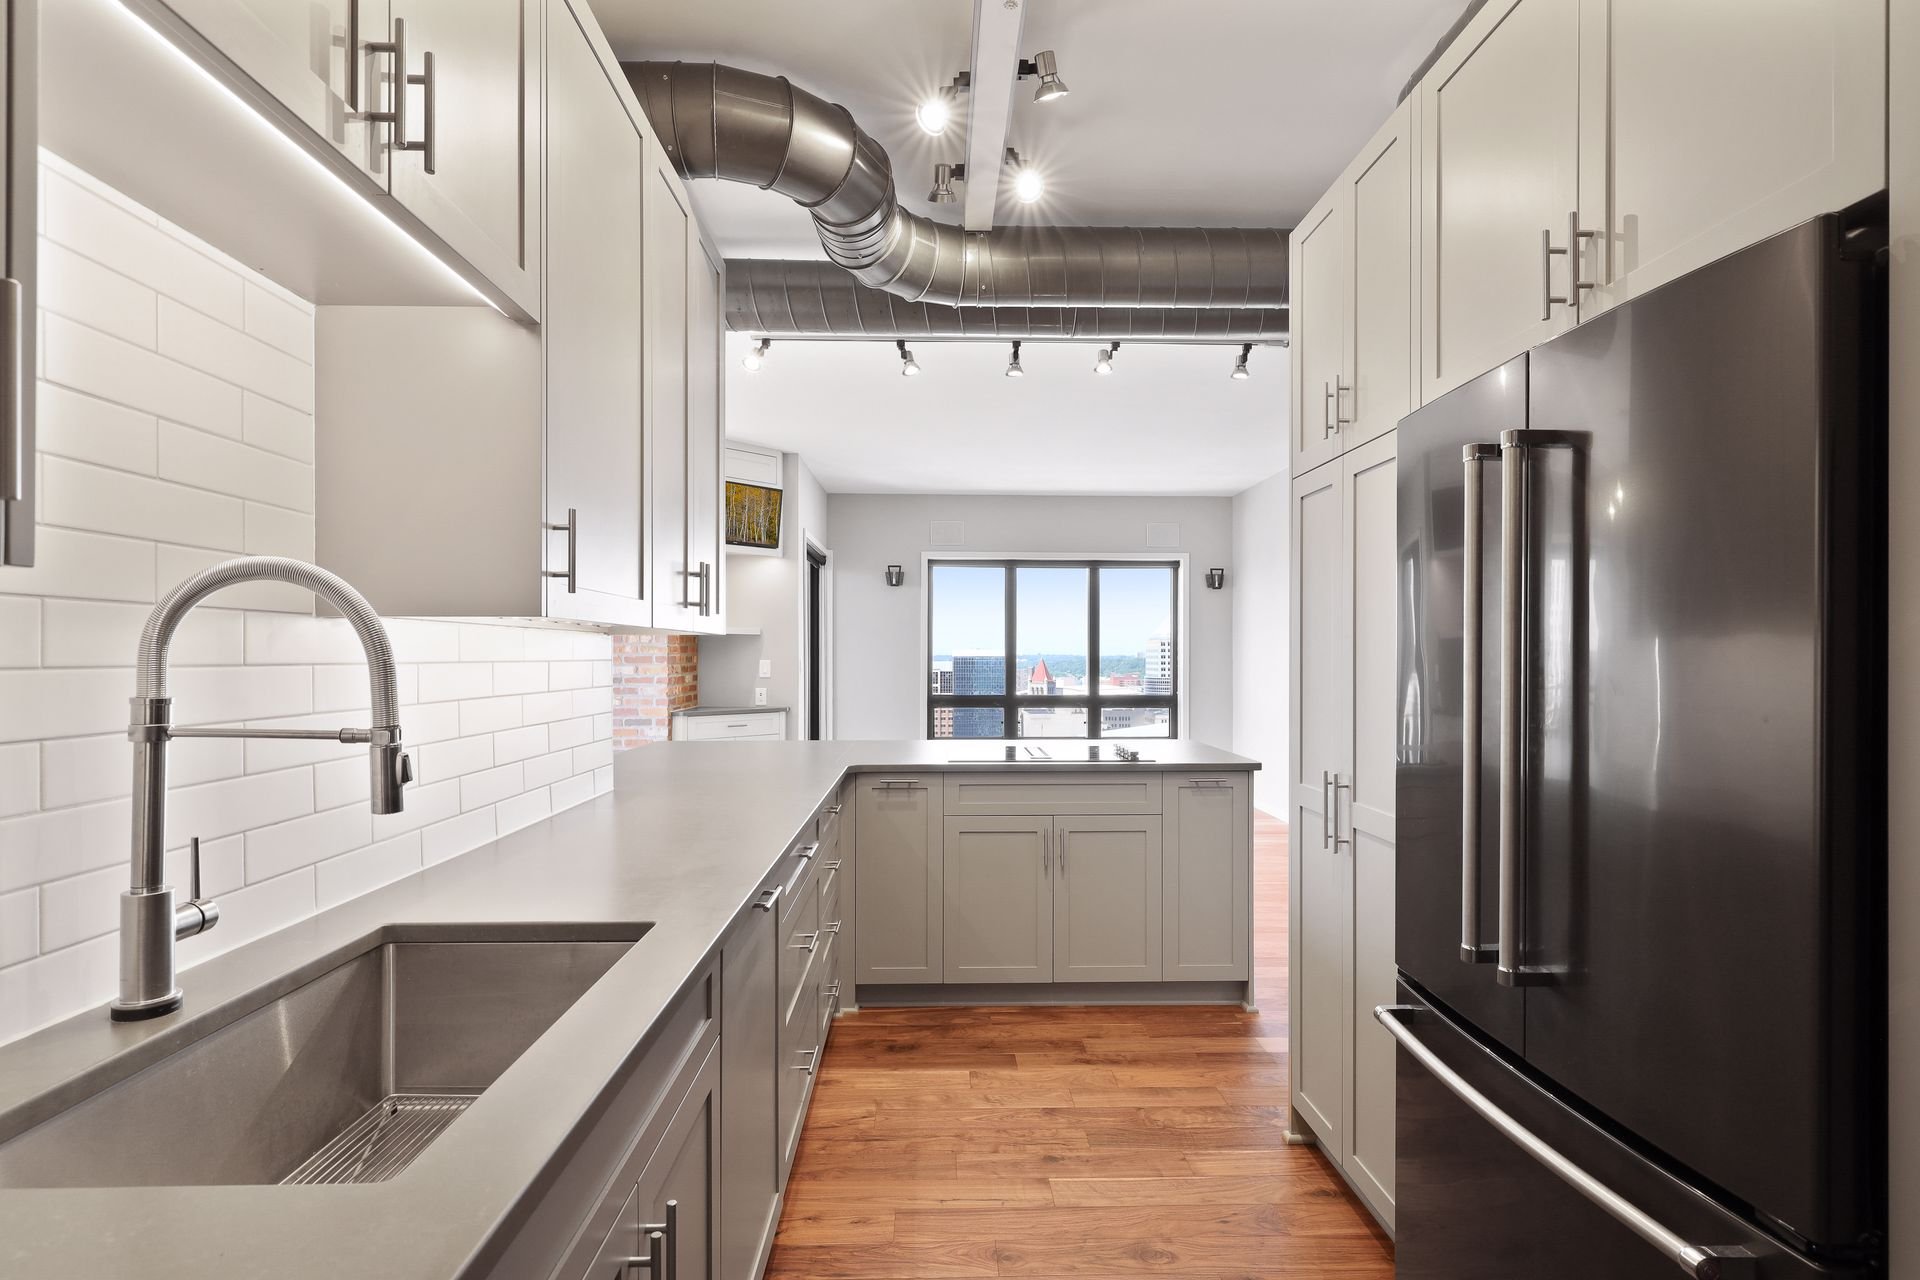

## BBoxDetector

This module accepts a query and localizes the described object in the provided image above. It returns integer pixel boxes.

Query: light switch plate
[757,659,772,679]
[754,687,768,706]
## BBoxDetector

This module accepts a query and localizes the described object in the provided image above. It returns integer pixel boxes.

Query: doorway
[804,540,831,740]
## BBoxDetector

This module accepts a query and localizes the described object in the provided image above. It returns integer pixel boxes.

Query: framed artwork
[725,482,783,550]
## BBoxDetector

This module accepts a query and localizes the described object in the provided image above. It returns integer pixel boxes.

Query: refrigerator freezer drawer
[1390,981,1866,1280]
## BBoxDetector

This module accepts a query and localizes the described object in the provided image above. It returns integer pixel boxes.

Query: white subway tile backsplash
[3,157,612,1047]
[246,805,372,882]
[158,299,313,413]
[45,314,243,439]
[40,240,158,348]
[158,422,312,514]
[0,888,39,967]
[0,744,38,818]
[0,598,38,666]
[572,740,614,774]
[0,527,155,604]
[37,383,160,475]
[422,807,495,867]
[42,456,245,551]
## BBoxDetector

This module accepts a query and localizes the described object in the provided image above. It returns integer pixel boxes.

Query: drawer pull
[791,932,819,953]
[822,921,841,936]
[874,778,923,789]
[793,1047,817,1076]
[621,1199,676,1279]
[752,885,781,912]
[824,804,843,816]
[823,860,842,872]
[795,842,820,861]
[1182,778,1233,788]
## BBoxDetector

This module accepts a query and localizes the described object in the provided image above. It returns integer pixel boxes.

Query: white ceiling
[724,332,1289,496]
[590,0,1468,255]
[590,0,1461,495]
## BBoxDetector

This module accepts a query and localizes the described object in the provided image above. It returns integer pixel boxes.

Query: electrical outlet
[758,659,772,679]
[754,687,768,706]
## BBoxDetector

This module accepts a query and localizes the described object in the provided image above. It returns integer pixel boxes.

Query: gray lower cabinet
[584,1040,719,1280]
[719,890,780,1280]
[854,776,944,984]
[944,817,1052,983]
[1163,773,1252,981]
[1054,816,1164,982]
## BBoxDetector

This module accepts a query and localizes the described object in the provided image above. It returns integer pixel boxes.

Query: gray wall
[1230,471,1290,816]
[826,494,1238,749]
[698,452,828,736]
[1889,0,1916,1263]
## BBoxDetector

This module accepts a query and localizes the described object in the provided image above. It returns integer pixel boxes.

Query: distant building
[1144,634,1174,696]
[950,650,1004,737]
[1026,658,1059,696]
[930,663,954,695]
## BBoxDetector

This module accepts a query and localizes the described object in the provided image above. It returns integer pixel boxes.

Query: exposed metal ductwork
[725,259,1289,342]
[625,60,1290,313]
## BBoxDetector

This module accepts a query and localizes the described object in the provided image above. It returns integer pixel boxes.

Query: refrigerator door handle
[1374,1005,1760,1280]
[1460,443,1502,964]
[1496,428,1586,987]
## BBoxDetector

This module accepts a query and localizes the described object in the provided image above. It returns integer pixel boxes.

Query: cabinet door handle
[0,279,22,505]
[824,804,843,816]
[752,885,781,912]
[792,932,818,953]
[698,561,713,615]
[624,1200,677,1280]
[1322,382,1337,438]
[1321,770,1334,849]
[1541,211,1596,319]
[1333,377,1354,426]
[796,841,820,861]
[1042,828,1051,877]
[822,859,842,872]
[1332,775,1352,853]
[542,507,577,594]
[793,1047,817,1075]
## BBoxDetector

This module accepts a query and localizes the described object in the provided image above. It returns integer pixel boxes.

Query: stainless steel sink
[0,930,646,1188]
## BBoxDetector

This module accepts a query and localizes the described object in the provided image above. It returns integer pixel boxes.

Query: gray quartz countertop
[0,740,1256,1278]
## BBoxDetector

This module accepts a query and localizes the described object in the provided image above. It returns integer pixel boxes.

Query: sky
[930,564,1173,657]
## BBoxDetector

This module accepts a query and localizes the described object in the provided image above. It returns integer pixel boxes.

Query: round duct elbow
[626,60,1290,311]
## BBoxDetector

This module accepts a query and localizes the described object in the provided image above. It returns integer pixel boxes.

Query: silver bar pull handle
[1541,212,1597,320]
[1322,382,1336,437]
[698,562,713,615]
[1374,1007,1759,1279]
[1331,775,1352,852]
[364,18,407,140]
[1333,376,1354,425]
[1321,769,1334,849]
[752,885,780,912]
[543,508,577,594]
[411,51,437,174]
[874,778,923,789]
[0,278,23,504]
[1496,429,1584,986]
[1461,443,1501,964]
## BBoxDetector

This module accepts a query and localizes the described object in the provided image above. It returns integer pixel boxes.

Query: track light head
[916,95,951,136]
[1029,50,1070,102]
[897,339,921,377]
[1006,147,1044,204]
[1094,342,1118,375]
[929,162,961,204]
[1005,340,1024,378]
[1230,343,1252,380]
[741,338,771,372]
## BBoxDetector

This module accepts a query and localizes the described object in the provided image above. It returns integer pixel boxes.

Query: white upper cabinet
[1418,0,1585,403]
[685,237,726,633]
[647,155,696,633]
[1414,0,1885,402]
[1289,193,1346,475]
[1584,0,1886,311]
[162,0,388,178]
[382,0,541,316]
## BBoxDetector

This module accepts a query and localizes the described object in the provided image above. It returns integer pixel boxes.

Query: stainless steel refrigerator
[1390,213,1885,1279]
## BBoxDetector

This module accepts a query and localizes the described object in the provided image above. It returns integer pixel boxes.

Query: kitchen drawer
[779,877,819,1027]
[777,983,819,1179]
[678,712,787,741]
[818,854,843,932]
[817,793,846,855]
[777,831,820,931]
[943,772,1164,817]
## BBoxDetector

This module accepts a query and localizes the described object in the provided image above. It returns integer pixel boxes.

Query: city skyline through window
[928,560,1179,739]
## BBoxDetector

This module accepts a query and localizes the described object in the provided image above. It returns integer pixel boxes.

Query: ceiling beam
[961,0,1025,231]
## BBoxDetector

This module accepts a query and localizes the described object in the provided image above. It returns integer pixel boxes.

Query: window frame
[922,554,1187,740]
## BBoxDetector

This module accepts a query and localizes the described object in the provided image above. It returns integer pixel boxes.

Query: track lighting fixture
[741,338,771,372]
[1007,147,1044,204]
[1230,343,1252,380]
[929,162,964,204]
[897,339,921,377]
[1020,50,1070,103]
[1094,342,1118,375]
[1005,340,1024,378]
[916,74,969,136]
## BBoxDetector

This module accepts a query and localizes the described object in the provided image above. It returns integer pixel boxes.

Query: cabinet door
[854,777,944,984]
[685,235,725,632]
[719,902,780,1280]
[1419,0,1584,401]
[634,1041,720,1280]
[1161,776,1249,982]
[944,817,1052,984]
[1342,431,1399,1225]
[1585,0,1885,311]
[543,1,647,627]
[1289,190,1346,473]
[1050,815,1162,983]
[1344,101,1416,444]
[1290,459,1349,1153]
[164,0,387,178]
[647,149,696,633]
[385,0,538,315]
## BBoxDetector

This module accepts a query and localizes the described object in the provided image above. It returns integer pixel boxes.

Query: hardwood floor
[764,811,1394,1280]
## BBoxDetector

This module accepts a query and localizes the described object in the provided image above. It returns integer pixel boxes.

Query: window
[928,560,1179,739]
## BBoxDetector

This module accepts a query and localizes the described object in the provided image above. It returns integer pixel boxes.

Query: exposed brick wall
[612,631,700,750]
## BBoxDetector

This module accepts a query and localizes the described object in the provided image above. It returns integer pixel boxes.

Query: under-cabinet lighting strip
[112,0,507,315]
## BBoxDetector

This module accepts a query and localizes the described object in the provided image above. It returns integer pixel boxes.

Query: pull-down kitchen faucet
[110,558,412,1022]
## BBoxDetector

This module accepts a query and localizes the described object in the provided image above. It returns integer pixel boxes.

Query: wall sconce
[1205,568,1226,590]
[886,564,905,587]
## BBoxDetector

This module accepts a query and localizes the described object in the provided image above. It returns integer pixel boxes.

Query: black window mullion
[1004,566,1018,738]
[1088,565,1103,738]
